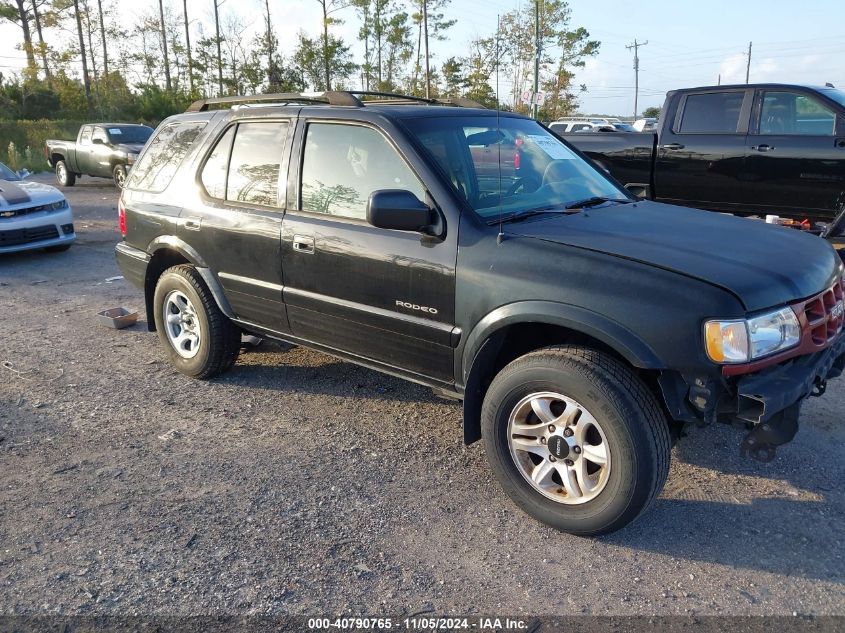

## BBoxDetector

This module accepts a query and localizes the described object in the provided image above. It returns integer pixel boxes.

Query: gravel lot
[1,174,844,618]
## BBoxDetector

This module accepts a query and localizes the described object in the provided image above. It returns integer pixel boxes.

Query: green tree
[440,56,465,98]
[642,106,661,118]
[293,30,356,91]
[409,0,455,96]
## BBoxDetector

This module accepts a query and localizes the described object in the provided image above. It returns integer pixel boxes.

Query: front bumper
[0,207,76,254]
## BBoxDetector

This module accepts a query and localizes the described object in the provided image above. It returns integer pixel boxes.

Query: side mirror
[92,137,105,145]
[16,168,30,179]
[367,190,433,233]
[625,183,649,199]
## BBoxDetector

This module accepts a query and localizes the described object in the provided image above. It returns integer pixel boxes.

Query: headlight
[705,307,800,364]
[49,199,68,210]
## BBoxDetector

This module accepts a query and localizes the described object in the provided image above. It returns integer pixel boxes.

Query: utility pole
[626,38,648,118]
[213,0,224,96]
[745,41,752,84]
[531,0,540,119]
[423,0,430,98]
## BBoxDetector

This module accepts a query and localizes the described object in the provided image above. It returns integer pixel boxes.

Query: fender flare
[459,301,665,445]
[146,237,236,323]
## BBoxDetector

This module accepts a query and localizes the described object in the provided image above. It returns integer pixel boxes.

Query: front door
[744,89,845,220]
[90,127,115,178]
[187,118,293,332]
[281,119,457,382]
[654,89,752,212]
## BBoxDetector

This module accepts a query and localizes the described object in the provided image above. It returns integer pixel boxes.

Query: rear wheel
[55,160,75,187]
[153,265,240,379]
[481,345,671,536]
[113,164,127,189]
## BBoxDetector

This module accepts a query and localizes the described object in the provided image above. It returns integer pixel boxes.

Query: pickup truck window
[79,126,92,145]
[125,121,206,193]
[300,122,425,220]
[106,126,153,144]
[759,91,835,136]
[405,115,626,220]
[226,121,288,207]
[92,128,108,144]
[679,91,744,134]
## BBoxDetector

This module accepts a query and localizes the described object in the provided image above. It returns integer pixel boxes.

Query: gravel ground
[0,174,844,618]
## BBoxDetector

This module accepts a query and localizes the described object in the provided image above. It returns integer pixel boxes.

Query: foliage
[642,106,661,118]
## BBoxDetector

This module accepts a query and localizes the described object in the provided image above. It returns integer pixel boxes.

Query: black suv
[115,91,845,536]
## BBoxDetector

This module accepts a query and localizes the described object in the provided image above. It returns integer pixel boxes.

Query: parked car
[46,123,154,189]
[563,83,845,221]
[0,162,75,254]
[549,120,616,134]
[632,117,658,132]
[115,91,844,536]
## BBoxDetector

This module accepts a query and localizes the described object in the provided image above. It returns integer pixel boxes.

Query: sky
[1,0,844,117]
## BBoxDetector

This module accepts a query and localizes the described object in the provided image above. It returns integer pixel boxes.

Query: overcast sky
[1,0,843,116]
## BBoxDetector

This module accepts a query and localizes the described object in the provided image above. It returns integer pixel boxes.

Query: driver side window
[300,123,425,220]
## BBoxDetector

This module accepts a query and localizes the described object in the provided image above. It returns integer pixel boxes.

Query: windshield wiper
[490,197,630,225]
[564,196,631,210]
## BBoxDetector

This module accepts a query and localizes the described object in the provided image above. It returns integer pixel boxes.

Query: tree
[293,30,356,91]
[462,35,496,108]
[157,0,171,91]
[440,56,465,98]
[314,0,351,90]
[409,0,454,96]
[70,0,92,113]
[182,0,193,94]
[642,105,661,118]
[0,0,38,76]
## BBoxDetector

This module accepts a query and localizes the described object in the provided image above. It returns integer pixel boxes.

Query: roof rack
[186,90,486,112]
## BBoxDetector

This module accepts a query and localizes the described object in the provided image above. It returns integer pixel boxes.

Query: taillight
[513,151,521,170]
[118,197,126,237]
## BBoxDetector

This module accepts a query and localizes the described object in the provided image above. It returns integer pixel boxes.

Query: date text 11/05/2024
[307,617,530,630]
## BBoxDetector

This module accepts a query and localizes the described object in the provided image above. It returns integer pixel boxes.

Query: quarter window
[679,92,745,134]
[300,123,425,220]
[226,122,288,207]
[759,91,836,136]
[125,121,206,192]
[200,126,235,200]
[79,126,92,145]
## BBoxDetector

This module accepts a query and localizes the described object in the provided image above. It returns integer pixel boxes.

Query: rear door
[744,88,845,220]
[281,117,458,383]
[190,117,293,332]
[654,89,753,211]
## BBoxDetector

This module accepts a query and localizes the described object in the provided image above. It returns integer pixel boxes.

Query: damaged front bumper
[661,331,845,462]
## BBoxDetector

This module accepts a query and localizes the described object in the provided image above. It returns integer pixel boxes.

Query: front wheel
[153,265,241,379]
[55,160,76,187]
[481,345,671,536]
[113,164,127,189]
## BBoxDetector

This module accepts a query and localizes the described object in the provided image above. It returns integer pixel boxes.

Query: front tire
[113,164,127,189]
[55,160,76,187]
[481,345,671,536]
[153,265,240,379]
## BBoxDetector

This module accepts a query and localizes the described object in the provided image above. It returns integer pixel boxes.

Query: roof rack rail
[186,91,363,112]
[185,90,486,112]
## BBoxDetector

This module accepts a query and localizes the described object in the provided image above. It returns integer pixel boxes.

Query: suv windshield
[106,126,154,144]
[0,162,21,181]
[404,115,630,220]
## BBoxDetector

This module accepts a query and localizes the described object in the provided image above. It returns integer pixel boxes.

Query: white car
[0,162,75,254]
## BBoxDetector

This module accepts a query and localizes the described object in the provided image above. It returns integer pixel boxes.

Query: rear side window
[227,122,288,207]
[79,126,92,145]
[200,126,235,199]
[679,92,745,134]
[759,91,836,136]
[126,121,206,192]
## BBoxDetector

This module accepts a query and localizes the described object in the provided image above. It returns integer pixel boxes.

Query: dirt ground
[1,174,844,618]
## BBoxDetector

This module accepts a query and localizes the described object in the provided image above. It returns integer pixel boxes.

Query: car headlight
[49,199,68,210]
[705,307,801,364]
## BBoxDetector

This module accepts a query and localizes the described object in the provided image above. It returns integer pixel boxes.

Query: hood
[114,143,146,154]
[0,179,64,207]
[508,200,840,312]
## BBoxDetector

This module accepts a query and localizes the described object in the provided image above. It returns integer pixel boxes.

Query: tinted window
[226,122,287,207]
[200,126,235,200]
[679,92,745,134]
[759,91,836,136]
[126,121,206,192]
[301,123,425,220]
[106,126,153,144]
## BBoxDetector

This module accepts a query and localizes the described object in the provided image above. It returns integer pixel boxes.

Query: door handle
[183,217,202,231]
[292,234,315,254]
[751,144,775,152]
[660,143,685,150]
[835,138,845,149]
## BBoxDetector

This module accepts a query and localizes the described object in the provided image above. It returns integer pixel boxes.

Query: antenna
[495,14,504,244]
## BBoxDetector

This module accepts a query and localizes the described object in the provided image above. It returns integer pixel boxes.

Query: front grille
[0,225,60,247]
[802,279,844,346]
[0,202,62,219]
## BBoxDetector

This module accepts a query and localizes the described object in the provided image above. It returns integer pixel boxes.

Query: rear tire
[113,164,127,189]
[153,265,240,379]
[55,160,75,187]
[481,345,671,536]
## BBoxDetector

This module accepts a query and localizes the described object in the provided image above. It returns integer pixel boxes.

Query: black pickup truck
[564,84,845,221]
[46,123,154,188]
[114,91,845,536]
